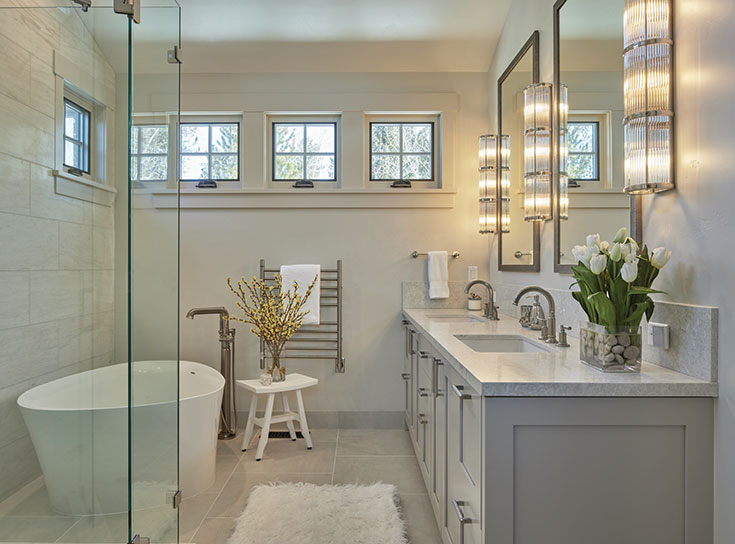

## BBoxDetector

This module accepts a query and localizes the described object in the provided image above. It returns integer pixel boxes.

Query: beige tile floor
[0,429,442,544]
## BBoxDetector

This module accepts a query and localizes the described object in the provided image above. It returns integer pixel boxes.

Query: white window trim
[142,91,459,208]
[365,114,441,189]
[52,70,115,207]
[568,110,613,190]
[266,114,342,188]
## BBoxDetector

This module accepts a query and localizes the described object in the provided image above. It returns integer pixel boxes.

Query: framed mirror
[498,31,541,272]
[553,0,642,274]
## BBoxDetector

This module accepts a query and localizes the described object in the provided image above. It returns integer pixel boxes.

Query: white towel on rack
[428,251,449,299]
[280,264,321,325]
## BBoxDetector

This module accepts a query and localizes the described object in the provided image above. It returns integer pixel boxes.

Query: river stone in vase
[579,321,642,373]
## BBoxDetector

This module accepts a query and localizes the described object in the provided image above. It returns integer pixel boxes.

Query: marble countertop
[402,308,718,397]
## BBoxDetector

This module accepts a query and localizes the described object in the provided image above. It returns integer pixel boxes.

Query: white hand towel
[428,251,449,299]
[280,264,320,325]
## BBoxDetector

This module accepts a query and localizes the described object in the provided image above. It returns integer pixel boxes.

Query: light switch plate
[647,322,670,349]
[467,266,478,282]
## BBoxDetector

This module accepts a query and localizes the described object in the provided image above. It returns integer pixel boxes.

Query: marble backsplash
[402,280,718,383]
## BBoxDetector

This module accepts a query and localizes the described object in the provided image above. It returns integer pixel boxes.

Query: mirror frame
[497,30,541,272]
[552,0,642,274]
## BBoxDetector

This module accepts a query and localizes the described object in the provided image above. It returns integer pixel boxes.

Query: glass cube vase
[579,322,642,373]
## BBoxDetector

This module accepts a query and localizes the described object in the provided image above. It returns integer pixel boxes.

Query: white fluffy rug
[227,482,408,544]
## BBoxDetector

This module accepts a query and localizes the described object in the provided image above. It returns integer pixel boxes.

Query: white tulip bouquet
[571,227,671,332]
[571,228,671,372]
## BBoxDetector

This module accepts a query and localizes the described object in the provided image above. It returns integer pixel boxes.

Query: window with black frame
[180,122,240,184]
[131,125,169,182]
[567,121,600,183]
[63,98,91,174]
[370,122,434,181]
[272,122,337,182]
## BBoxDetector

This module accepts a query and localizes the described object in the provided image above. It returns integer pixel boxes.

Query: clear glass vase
[268,352,287,382]
[579,321,642,373]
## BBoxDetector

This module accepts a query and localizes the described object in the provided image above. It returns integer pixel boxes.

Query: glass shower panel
[129,2,181,544]
[0,2,129,543]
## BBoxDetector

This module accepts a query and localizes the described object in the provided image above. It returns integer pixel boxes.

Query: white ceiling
[179,0,511,43]
[125,0,513,73]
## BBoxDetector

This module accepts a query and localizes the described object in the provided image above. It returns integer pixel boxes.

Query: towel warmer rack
[259,259,345,373]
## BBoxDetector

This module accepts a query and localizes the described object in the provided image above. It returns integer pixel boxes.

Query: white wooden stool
[236,373,318,461]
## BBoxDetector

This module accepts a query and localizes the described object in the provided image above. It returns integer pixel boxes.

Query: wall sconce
[478,134,510,234]
[623,0,674,193]
[523,83,552,221]
[557,83,569,220]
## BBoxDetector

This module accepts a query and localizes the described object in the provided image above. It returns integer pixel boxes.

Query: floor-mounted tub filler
[17,360,224,516]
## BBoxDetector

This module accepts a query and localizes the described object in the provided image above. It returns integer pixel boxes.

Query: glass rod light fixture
[478,134,510,234]
[523,83,553,221]
[623,0,674,193]
[478,134,498,234]
[557,84,569,220]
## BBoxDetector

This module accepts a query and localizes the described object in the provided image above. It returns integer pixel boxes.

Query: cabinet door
[401,323,414,428]
[445,367,482,544]
[414,340,432,448]
[431,356,446,520]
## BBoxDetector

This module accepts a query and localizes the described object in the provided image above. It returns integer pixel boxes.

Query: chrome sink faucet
[512,287,558,344]
[465,280,499,320]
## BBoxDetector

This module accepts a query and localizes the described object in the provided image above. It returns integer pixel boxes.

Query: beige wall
[0,7,115,501]
[129,71,490,420]
[487,0,735,541]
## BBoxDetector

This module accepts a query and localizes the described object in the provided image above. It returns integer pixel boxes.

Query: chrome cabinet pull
[418,350,430,359]
[418,413,428,425]
[409,329,417,355]
[452,384,471,400]
[401,373,410,381]
[418,387,430,397]
[432,358,444,397]
[452,499,473,544]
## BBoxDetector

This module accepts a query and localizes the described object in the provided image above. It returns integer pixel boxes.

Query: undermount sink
[455,334,554,353]
[427,314,487,323]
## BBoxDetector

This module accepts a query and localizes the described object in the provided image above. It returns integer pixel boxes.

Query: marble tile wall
[0,6,116,502]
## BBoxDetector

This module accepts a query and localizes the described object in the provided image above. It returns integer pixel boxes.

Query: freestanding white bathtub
[17,360,224,516]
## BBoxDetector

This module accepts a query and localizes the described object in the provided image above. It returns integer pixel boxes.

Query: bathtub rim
[17,360,224,413]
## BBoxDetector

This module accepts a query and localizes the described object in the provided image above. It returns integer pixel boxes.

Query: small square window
[272,122,337,182]
[567,121,600,182]
[180,122,240,182]
[370,122,434,181]
[131,125,169,182]
[63,98,91,174]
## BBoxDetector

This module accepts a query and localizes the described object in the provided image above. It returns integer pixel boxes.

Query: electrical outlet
[647,322,670,349]
[467,266,478,282]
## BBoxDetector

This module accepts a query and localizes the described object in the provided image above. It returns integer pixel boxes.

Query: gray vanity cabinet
[401,325,715,544]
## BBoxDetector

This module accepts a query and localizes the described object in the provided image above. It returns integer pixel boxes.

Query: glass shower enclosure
[0,2,181,543]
